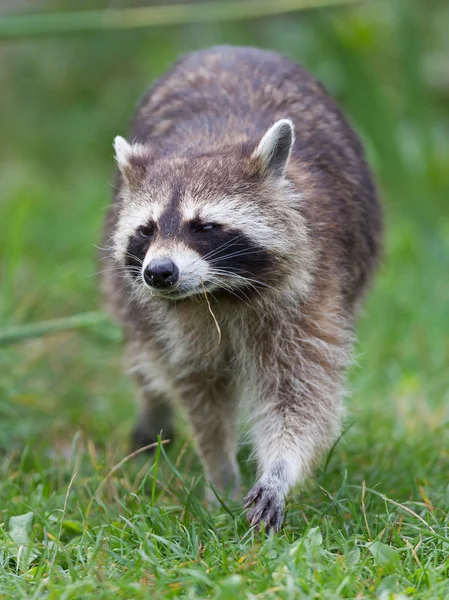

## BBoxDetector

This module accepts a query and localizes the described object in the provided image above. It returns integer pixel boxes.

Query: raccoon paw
[244,481,284,533]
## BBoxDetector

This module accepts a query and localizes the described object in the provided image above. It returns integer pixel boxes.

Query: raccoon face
[112,120,299,301]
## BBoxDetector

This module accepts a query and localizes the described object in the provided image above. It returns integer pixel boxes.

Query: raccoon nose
[144,259,179,288]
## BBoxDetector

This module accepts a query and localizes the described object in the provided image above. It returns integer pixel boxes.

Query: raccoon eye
[137,225,154,238]
[198,223,217,232]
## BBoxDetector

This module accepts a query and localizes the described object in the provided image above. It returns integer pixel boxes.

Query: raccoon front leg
[244,385,343,532]
[179,375,241,503]
[244,330,348,532]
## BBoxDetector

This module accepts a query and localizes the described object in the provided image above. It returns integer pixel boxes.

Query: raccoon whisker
[209,269,274,296]
[128,277,144,295]
[99,263,138,271]
[229,280,264,300]
[127,281,149,310]
[94,243,119,255]
[217,277,265,302]
[232,276,274,292]
[229,286,258,307]
[216,284,257,309]
[209,267,273,289]
[89,266,141,277]
[212,267,274,288]
[123,252,144,265]
[210,268,271,293]
[208,247,266,264]
[206,276,257,309]
[114,270,141,284]
[208,249,263,263]
[102,249,143,266]
[183,239,250,275]
[106,181,120,192]
[93,243,112,252]
[202,235,242,259]
[226,274,273,292]
[200,234,247,261]
[112,280,139,306]
[209,265,248,274]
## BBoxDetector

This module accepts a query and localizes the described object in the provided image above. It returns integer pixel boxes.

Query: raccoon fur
[101,46,382,532]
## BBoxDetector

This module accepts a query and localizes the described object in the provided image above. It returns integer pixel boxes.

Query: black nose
[143,259,179,289]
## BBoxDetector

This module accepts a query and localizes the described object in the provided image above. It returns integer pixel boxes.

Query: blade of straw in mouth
[201,280,222,355]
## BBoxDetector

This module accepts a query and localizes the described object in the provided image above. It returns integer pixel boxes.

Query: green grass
[1,1,449,598]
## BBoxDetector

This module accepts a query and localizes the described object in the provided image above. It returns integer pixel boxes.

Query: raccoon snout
[143,259,179,289]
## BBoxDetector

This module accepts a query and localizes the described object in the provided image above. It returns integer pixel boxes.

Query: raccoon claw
[244,481,284,533]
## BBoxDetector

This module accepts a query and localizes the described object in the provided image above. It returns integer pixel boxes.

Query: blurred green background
[0,0,448,475]
[1,2,449,597]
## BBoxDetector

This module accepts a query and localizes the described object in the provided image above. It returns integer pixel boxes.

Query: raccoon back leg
[179,374,241,503]
[131,382,174,452]
[127,344,175,452]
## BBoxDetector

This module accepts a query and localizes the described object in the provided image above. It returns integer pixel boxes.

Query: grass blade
[0,0,363,39]
[0,312,115,345]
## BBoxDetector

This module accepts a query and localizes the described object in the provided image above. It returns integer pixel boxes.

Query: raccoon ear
[113,136,149,187]
[252,119,295,178]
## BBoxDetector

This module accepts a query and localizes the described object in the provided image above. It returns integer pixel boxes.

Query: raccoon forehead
[180,195,284,250]
[119,188,166,223]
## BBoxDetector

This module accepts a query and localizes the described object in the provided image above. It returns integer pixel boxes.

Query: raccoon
[101,46,382,532]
